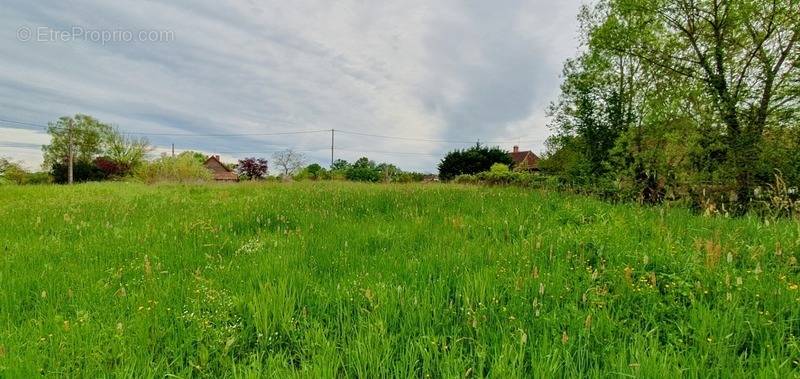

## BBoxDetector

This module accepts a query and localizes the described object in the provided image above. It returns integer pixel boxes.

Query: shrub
[237,157,269,180]
[454,174,478,184]
[51,160,107,184]
[136,154,212,184]
[438,144,512,181]
[490,163,510,174]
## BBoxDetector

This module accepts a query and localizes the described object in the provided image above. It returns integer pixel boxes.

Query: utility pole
[67,118,74,185]
[171,143,175,157]
[330,128,335,167]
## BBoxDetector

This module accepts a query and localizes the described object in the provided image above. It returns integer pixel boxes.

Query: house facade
[509,146,540,171]
[203,155,239,182]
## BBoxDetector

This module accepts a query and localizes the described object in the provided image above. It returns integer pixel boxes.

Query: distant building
[422,174,439,182]
[509,146,540,171]
[203,155,239,182]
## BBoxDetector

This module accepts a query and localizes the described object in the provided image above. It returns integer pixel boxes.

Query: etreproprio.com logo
[16,26,174,44]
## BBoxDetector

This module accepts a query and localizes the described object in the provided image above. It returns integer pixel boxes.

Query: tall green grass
[0,182,798,377]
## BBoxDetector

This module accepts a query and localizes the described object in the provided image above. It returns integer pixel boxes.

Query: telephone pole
[171,143,175,157]
[330,128,335,167]
[67,118,74,185]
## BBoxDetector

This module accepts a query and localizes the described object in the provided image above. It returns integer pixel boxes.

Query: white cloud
[0,0,584,172]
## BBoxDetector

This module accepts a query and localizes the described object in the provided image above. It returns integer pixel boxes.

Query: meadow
[0,181,798,377]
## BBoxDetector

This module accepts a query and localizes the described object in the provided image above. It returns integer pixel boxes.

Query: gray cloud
[0,0,584,172]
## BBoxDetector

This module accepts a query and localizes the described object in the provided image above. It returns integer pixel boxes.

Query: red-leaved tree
[237,157,268,180]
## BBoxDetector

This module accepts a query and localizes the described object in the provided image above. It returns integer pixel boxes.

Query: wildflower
[62,320,70,332]
[41,290,47,299]
[562,330,569,345]
[539,283,545,295]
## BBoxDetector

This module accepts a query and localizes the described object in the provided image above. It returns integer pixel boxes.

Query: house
[203,155,239,182]
[509,146,540,171]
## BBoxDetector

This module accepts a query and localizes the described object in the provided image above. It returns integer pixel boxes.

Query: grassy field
[0,182,799,377]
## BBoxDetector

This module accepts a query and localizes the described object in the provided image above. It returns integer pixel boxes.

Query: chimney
[513,145,519,153]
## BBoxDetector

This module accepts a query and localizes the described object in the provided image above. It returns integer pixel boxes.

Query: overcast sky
[0,1,585,172]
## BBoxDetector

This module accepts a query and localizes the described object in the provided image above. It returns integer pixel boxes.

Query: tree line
[542,0,799,212]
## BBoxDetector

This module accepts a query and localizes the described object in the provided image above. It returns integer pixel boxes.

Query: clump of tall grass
[135,154,211,184]
[753,170,800,220]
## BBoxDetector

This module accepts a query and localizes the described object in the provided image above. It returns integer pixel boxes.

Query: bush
[26,172,53,185]
[438,144,513,181]
[455,170,547,188]
[136,154,212,184]
[490,163,510,174]
[51,161,107,184]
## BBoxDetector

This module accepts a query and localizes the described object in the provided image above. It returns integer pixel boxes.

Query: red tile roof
[203,155,239,181]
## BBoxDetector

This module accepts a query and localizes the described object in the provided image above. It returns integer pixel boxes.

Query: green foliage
[438,144,513,181]
[345,157,381,182]
[299,163,327,180]
[330,159,350,172]
[51,160,106,184]
[1,182,799,376]
[0,158,53,185]
[178,151,208,164]
[490,163,510,174]
[41,115,151,182]
[104,133,152,174]
[546,0,800,210]
[42,114,114,167]
[135,154,212,184]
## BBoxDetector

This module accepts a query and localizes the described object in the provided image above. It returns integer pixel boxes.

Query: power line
[121,129,330,137]
[0,118,49,129]
[0,117,546,144]
[335,130,544,144]
[336,148,441,157]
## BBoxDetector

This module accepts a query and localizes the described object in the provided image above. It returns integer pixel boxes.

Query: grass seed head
[144,255,152,276]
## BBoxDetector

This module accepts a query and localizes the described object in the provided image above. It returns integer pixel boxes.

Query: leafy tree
[305,163,326,180]
[135,154,212,184]
[346,157,381,182]
[0,159,29,184]
[330,159,350,172]
[271,149,306,177]
[105,133,152,174]
[600,0,800,205]
[546,0,800,209]
[178,151,207,164]
[42,114,114,168]
[237,157,269,180]
[438,144,512,181]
